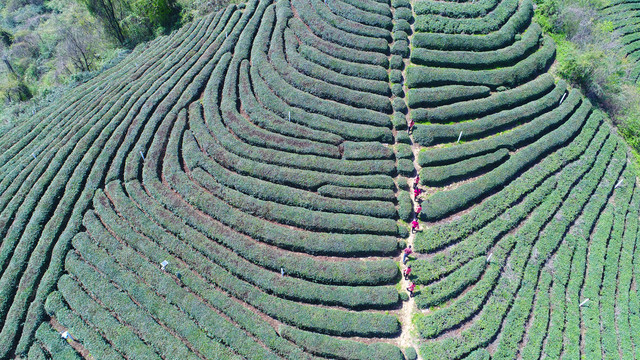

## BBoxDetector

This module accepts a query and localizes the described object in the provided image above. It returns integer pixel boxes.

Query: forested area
[533,0,640,157]
[0,0,241,126]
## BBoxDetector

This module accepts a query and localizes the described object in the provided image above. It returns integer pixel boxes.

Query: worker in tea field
[402,245,413,264]
[414,175,420,188]
[407,282,416,297]
[414,187,422,198]
[408,119,414,134]
[416,204,422,216]
[411,219,419,233]
[404,265,412,280]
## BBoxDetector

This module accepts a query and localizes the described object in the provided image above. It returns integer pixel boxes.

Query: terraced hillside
[602,0,640,82]
[0,0,636,359]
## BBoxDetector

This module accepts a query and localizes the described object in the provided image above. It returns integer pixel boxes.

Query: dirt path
[397,130,425,356]
[394,1,423,357]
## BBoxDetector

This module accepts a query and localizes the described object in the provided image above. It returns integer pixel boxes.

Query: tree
[78,0,179,46]
[79,0,126,44]
[58,15,100,73]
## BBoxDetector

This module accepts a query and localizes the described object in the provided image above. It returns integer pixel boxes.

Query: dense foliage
[0,0,637,359]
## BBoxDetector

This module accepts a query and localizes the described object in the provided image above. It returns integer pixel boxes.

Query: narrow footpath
[390,0,422,358]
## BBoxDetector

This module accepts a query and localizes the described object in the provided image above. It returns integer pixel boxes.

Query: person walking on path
[416,204,422,216]
[404,265,412,280]
[407,282,416,297]
[411,219,419,233]
[403,245,413,264]
[408,119,414,134]
[414,187,422,198]
[414,175,420,188]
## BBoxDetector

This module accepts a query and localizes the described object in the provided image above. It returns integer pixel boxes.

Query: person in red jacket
[402,245,413,264]
[404,265,412,280]
[416,204,422,216]
[414,187,422,198]
[411,219,419,234]
[414,175,420,188]
[408,119,415,134]
[407,282,416,297]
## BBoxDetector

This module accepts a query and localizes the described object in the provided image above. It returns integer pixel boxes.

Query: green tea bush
[412,0,532,51]
[420,149,509,186]
[280,325,404,360]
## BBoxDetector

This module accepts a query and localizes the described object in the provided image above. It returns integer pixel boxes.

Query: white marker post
[31,153,36,160]
[288,111,291,121]
[161,260,169,271]
[579,298,590,307]
[615,179,624,189]
[486,253,493,262]
[457,131,463,144]
[559,92,567,105]
[281,268,284,277]
[140,151,145,160]
[61,331,74,341]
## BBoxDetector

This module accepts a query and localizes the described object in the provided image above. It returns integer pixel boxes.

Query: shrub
[419,149,509,186]
[412,0,532,51]
[414,110,603,252]
[390,55,404,69]
[395,143,413,159]
[279,325,404,360]
[342,141,395,160]
[420,97,590,220]
[285,36,391,96]
[390,69,404,83]
[405,347,418,360]
[298,43,389,81]
[45,291,128,360]
[100,186,400,310]
[81,213,401,337]
[320,0,393,32]
[411,74,555,126]
[393,19,412,34]
[250,62,393,142]
[398,224,410,238]
[391,41,410,57]
[392,0,411,8]
[262,13,393,115]
[290,18,389,67]
[396,132,411,145]
[414,0,499,17]
[397,158,415,176]
[318,185,396,201]
[397,190,413,222]
[410,23,543,69]
[35,323,82,360]
[185,112,403,252]
[292,0,389,53]
[392,83,404,97]
[416,89,579,167]
[406,36,556,89]
[393,98,408,113]
[414,0,518,35]
[328,0,393,29]
[413,81,566,145]
[408,85,490,109]
[394,7,413,22]
[393,30,409,42]
[415,257,485,308]
[340,0,392,17]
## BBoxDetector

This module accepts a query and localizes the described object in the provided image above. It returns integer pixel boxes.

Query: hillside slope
[0,0,635,359]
